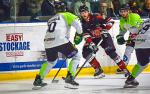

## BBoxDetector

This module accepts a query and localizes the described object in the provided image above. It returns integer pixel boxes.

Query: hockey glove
[116,35,126,45]
[74,33,83,45]
[89,42,98,53]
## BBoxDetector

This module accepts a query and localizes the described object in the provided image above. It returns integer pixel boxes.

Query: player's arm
[71,18,83,45]
[72,18,83,35]
[116,19,127,45]
[96,14,114,30]
[61,12,83,45]
[103,17,115,30]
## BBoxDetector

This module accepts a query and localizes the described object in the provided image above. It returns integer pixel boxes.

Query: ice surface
[0,73,150,94]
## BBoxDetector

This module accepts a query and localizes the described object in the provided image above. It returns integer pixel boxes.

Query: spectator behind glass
[0,2,10,22]
[128,0,142,15]
[41,0,55,16]
[65,0,74,12]
[99,2,107,18]
[119,0,129,6]
[18,0,43,22]
[141,0,150,17]
[99,1,115,19]
[137,0,145,10]
[73,0,91,16]
[112,0,121,17]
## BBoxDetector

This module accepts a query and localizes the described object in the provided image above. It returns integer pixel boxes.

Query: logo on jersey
[123,55,128,62]
[135,34,146,45]
[0,33,30,57]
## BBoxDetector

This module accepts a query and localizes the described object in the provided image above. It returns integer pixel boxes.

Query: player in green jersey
[33,1,83,89]
[116,4,143,74]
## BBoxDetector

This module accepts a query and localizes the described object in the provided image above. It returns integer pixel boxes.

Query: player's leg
[60,42,79,88]
[101,33,128,74]
[68,51,81,78]
[117,42,134,73]
[124,48,150,88]
[82,45,105,78]
[123,46,134,65]
[33,47,58,87]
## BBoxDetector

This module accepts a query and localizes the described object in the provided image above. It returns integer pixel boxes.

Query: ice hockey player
[33,1,82,89]
[124,17,150,88]
[116,4,143,74]
[78,5,129,78]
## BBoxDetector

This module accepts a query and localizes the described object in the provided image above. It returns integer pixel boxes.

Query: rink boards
[0,21,150,81]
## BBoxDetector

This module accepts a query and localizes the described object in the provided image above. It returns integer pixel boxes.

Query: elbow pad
[72,19,83,34]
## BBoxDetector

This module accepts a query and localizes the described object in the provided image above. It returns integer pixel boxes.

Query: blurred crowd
[0,0,150,22]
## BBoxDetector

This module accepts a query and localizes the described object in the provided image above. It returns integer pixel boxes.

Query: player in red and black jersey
[78,5,129,78]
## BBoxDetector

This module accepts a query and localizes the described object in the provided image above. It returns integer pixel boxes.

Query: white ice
[0,73,150,94]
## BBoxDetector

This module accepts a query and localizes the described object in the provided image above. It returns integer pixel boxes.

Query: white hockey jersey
[135,19,150,49]
[44,12,82,48]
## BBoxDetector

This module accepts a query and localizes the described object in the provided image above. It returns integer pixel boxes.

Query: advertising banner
[0,23,66,71]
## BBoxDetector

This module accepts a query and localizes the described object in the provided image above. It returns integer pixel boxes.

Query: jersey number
[48,22,56,32]
[141,24,150,34]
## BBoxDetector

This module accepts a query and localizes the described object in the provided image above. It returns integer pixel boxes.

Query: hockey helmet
[79,5,89,13]
[120,4,130,11]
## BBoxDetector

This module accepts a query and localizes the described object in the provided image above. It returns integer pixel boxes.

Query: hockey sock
[68,52,81,77]
[114,56,126,70]
[68,60,76,77]
[123,46,134,65]
[131,63,148,78]
[117,60,126,70]
[68,54,80,77]
[89,57,101,69]
[39,59,57,79]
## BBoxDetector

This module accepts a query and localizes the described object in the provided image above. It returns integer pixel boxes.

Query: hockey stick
[51,59,66,83]
[74,53,95,78]
[74,38,103,79]
[62,33,104,80]
[62,53,95,80]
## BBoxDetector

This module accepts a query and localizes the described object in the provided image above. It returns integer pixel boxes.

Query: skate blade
[32,86,43,90]
[116,71,125,74]
[51,80,59,83]
[64,83,78,89]
[94,74,105,79]
[32,84,47,90]
[123,84,138,88]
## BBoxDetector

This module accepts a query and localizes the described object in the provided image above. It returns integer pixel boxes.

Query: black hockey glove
[116,35,126,45]
[89,42,98,53]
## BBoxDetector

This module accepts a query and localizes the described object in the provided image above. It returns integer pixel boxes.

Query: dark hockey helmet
[119,4,130,15]
[120,4,130,11]
[79,5,89,13]
[54,1,67,12]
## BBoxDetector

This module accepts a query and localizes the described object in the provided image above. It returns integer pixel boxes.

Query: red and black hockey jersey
[81,13,114,44]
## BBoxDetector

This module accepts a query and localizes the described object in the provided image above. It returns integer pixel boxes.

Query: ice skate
[32,75,47,90]
[124,75,139,88]
[94,68,105,79]
[64,72,79,89]
[116,68,125,74]
[123,69,130,77]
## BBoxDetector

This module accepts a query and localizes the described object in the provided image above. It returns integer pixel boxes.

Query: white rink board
[0,21,137,71]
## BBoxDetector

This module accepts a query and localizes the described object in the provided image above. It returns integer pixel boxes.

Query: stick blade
[51,80,59,83]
